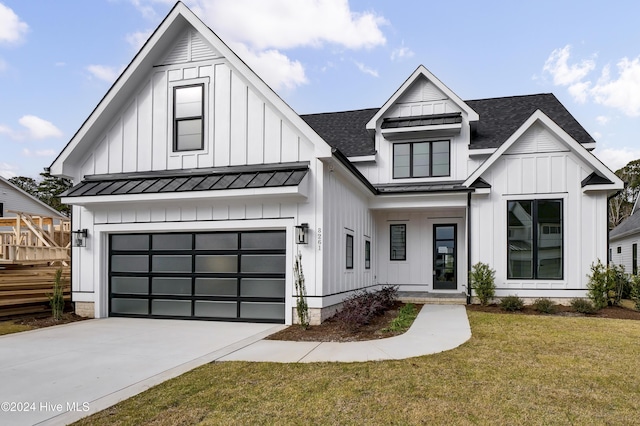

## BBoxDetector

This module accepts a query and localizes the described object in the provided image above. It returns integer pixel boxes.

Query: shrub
[532,298,557,314]
[630,274,640,311]
[500,295,524,312]
[571,298,597,314]
[470,262,496,306]
[334,286,398,330]
[293,253,309,329]
[586,260,627,309]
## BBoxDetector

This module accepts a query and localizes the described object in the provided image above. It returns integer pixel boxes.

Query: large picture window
[390,224,406,261]
[393,141,449,178]
[507,199,563,279]
[174,84,204,151]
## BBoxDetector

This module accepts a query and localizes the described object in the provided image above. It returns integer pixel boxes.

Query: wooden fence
[0,265,71,317]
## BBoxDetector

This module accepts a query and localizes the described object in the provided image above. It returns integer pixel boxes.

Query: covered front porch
[370,186,472,300]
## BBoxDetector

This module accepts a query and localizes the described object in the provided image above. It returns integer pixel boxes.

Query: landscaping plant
[586,260,627,309]
[48,268,65,321]
[293,253,310,329]
[334,286,398,330]
[383,303,418,333]
[470,262,496,305]
[531,298,557,314]
[500,295,524,312]
[630,274,640,311]
[571,298,597,314]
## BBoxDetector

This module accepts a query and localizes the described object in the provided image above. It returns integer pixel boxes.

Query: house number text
[317,227,322,251]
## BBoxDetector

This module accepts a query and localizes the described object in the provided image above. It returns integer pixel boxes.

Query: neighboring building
[0,175,65,223]
[610,198,640,275]
[50,3,623,324]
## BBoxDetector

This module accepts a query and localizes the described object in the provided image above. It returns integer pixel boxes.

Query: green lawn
[76,311,640,425]
[0,321,33,336]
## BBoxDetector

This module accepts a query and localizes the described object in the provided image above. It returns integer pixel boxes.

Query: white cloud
[18,115,63,140]
[590,57,640,116]
[0,124,11,135]
[391,45,414,61]
[596,116,610,125]
[354,61,378,77]
[0,162,18,179]
[0,3,28,44]
[55,61,66,67]
[543,45,595,86]
[22,148,56,157]
[126,29,153,50]
[232,42,307,90]
[86,64,122,83]
[543,45,640,117]
[191,0,386,50]
[594,146,640,172]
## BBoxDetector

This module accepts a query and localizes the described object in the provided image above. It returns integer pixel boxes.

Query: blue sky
[1,0,639,179]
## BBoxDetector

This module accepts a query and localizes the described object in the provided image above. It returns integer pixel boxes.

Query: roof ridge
[300,107,379,117]
[465,93,555,103]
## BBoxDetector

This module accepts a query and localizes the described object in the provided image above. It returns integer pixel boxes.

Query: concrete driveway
[0,318,282,425]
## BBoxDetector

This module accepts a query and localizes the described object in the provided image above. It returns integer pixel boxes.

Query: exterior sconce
[72,229,88,248]
[294,223,309,244]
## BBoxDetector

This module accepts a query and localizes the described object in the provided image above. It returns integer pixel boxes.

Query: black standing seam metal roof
[63,164,309,197]
[300,93,595,157]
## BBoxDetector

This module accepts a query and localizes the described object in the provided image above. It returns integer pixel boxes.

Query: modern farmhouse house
[50,2,622,324]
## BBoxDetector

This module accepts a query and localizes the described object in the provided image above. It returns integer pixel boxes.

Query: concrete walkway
[220,304,471,363]
[0,304,470,425]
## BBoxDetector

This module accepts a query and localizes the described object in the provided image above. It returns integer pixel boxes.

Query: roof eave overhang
[380,123,462,141]
[369,191,470,210]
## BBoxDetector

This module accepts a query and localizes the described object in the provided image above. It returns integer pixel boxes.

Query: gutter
[331,148,378,195]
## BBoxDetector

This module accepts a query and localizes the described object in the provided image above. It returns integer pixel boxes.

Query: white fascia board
[347,154,376,163]
[380,123,461,140]
[62,184,307,206]
[582,142,596,151]
[366,65,479,131]
[582,184,622,194]
[369,192,468,210]
[463,110,624,190]
[468,148,497,156]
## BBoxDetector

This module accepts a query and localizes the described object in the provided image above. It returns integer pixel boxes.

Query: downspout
[467,191,472,304]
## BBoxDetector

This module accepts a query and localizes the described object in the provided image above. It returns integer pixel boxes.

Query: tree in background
[9,170,72,217]
[609,159,640,229]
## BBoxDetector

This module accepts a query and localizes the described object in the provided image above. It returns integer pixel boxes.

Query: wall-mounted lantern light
[71,229,88,248]
[294,223,309,244]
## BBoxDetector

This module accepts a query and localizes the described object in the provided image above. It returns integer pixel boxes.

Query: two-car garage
[108,231,286,323]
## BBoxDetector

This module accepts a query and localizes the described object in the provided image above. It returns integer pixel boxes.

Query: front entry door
[433,224,456,290]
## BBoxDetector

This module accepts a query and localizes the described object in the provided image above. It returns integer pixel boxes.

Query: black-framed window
[393,140,449,178]
[633,243,638,275]
[390,224,406,261]
[507,199,563,279]
[0,202,3,217]
[365,240,371,269]
[617,246,622,254]
[174,84,204,152]
[346,234,354,269]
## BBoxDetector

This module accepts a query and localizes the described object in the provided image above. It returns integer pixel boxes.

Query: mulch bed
[269,302,640,343]
[267,301,422,342]
[12,312,89,329]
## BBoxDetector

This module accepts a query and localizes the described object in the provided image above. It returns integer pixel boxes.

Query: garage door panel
[109,231,286,323]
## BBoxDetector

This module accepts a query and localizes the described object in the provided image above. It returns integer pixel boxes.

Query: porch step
[398,291,468,305]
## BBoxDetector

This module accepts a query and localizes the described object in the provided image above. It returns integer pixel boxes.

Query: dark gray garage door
[109,231,286,323]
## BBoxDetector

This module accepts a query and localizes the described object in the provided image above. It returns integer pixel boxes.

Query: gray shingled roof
[300,93,594,157]
[610,210,640,241]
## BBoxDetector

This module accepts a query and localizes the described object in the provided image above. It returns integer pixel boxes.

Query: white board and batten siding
[321,164,375,302]
[78,29,314,179]
[356,76,471,184]
[471,123,608,297]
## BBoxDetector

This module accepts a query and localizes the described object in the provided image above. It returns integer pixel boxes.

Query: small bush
[470,262,496,306]
[532,298,557,314]
[587,260,627,309]
[48,268,65,321]
[500,295,524,312]
[334,286,398,330]
[571,298,597,314]
[630,274,640,311]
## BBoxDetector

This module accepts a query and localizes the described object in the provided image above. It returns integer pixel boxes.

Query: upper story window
[393,140,450,179]
[173,84,204,152]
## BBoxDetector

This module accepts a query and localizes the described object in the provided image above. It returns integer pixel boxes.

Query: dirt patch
[466,303,640,320]
[267,302,422,342]
[12,312,89,329]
